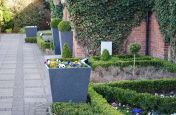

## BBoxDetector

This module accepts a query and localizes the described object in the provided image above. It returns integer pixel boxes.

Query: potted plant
[50,18,62,55]
[58,21,73,54]
[45,43,91,102]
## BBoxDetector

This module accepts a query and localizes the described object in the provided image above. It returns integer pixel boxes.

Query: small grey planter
[59,31,73,54]
[51,28,61,55]
[46,64,91,103]
[25,26,37,37]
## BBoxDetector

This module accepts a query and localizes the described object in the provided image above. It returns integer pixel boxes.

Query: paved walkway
[0,34,51,115]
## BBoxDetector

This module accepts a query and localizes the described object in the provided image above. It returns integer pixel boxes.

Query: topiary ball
[58,21,71,32]
[62,43,72,58]
[101,49,111,61]
[128,43,141,55]
[50,18,62,28]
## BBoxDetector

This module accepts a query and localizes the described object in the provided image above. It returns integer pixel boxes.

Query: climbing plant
[50,0,176,59]
[49,0,63,19]
[155,0,176,61]
[65,0,153,55]
[168,0,176,61]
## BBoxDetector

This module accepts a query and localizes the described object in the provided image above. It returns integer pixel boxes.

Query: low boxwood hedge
[88,86,123,115]
[37,36,53,50]
[51,86,124,115]
[51,103,96,115]
[93,79,176,114]
[108,79,176,94]
[89,55,176,73]
[25,37,37,43]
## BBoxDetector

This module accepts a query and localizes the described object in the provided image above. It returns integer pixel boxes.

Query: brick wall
[124,21,146,55]
[125,13,169,59]
[149,13,169,59]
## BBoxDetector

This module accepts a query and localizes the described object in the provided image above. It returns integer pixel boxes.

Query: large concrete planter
[25,26,37,37]
[59,31,73,54]
[51,28,61,55]
[46,63,91,102]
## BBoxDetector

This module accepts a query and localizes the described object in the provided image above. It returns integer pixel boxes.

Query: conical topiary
[101,49,111,61]
[62,43,72,58]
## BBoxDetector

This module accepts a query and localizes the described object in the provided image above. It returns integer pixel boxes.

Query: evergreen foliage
[62,43,72,58]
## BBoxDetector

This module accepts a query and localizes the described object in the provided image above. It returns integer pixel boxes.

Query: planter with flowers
[50,18,62,55]
[58,21,73,54]
[45,43,91,102]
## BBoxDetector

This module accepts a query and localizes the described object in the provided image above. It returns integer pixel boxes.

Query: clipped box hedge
[25,37,37,43]
[89,55,176,73]
[93,79,176,114]
[52,103,96,115]
[108,79,176,94]
[51,86,124,115]
[37,36,53,50]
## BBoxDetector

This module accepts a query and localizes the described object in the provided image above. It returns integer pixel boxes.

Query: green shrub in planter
[58,21,71,32]
[50,18,62,28]
[101,49,111,61]
[62,43,72,58]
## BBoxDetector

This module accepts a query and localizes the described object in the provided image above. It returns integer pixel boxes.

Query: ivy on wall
[154,0,176,61]
[49,0,63,19]
[50,0,176,57]
[154,0,170,43]
[66,0,153,55]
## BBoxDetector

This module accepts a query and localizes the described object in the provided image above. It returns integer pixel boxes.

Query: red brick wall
[125,13,169,59]
[149,13,168,59]
[124,21,146,55]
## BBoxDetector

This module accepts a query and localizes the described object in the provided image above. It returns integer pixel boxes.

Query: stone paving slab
[0,74,15,80]
[24,74,41,80]
[24,80,43,87]
[0,81,14,88]
[0,89,13,97]
[0,111,12,115]
[0,69,16,74]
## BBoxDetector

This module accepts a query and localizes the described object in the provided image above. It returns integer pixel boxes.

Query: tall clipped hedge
[65,0,153,55]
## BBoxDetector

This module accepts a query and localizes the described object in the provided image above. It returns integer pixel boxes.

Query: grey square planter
[51,28,61,55]
[59,31,73,54]
[46,63,91,103]
[25,26,37,37]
